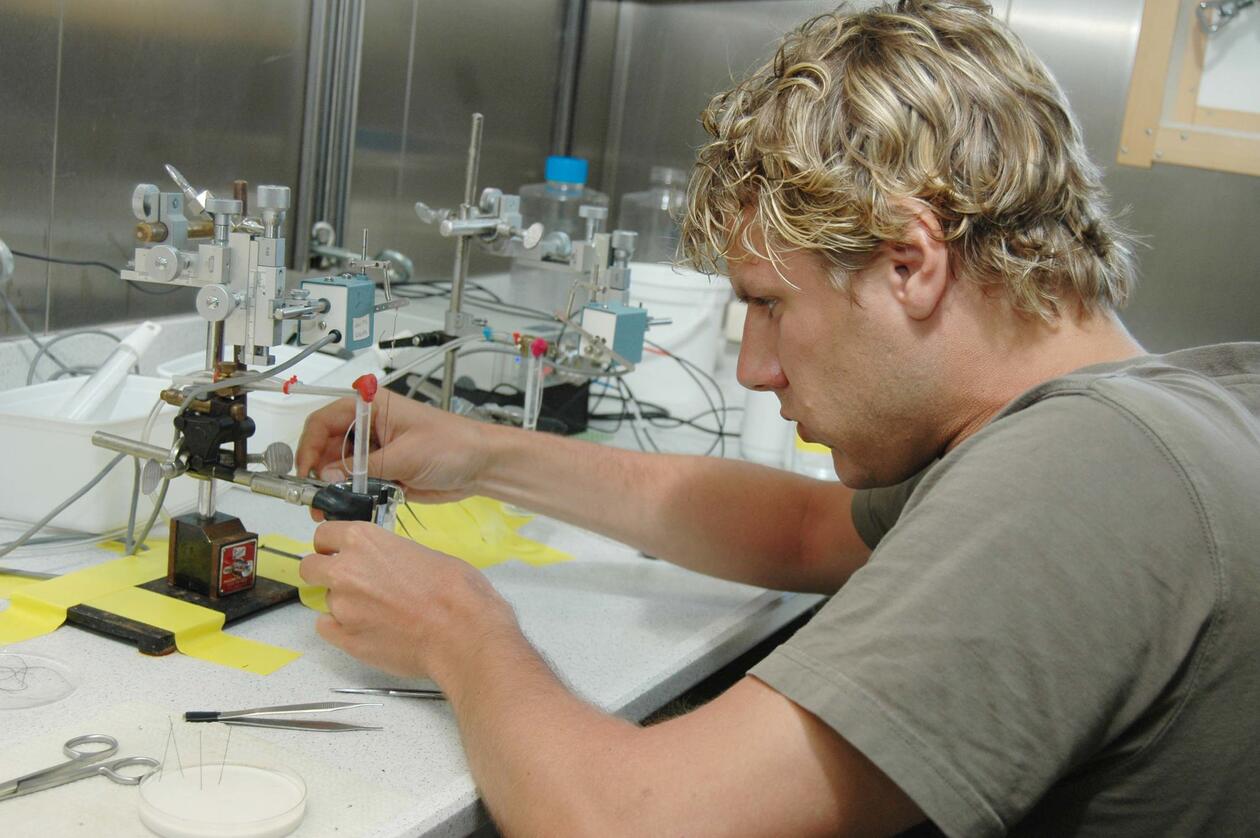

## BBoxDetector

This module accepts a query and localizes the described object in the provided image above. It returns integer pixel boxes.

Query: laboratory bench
[0,305,823,837]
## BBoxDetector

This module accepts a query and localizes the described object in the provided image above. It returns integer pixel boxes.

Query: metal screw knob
[256,185,291,211]
[414,202,450,225]
[148,245,184,283]
[204,197,243,216]
[248,441,295,474]
[611,229,638,253]
[196,284,238,321]
[518,223,544,250]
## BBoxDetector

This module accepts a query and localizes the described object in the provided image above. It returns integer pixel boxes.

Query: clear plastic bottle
[617,166,688,264]
[509,156,608,317]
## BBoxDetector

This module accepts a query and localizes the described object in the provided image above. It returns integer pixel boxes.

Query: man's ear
[885,209,950,321]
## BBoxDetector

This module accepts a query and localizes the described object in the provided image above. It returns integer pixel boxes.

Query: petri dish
[0,651,78,710]
[138,763,307,838]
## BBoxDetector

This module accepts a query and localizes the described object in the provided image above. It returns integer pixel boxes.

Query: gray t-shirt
[749,343,1260,837]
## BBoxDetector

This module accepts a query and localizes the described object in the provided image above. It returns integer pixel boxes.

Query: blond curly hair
[680,0,1136,320]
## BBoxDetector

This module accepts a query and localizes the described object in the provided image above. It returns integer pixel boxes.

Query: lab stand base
[63,576,299,656]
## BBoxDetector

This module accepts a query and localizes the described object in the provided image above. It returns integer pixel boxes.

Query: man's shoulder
[1006,341,1260,425]
[980,342,1260,481]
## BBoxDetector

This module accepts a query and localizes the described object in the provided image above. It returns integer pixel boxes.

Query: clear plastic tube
[352,396,370,494]
[521,337,547,431]
[522,352,543,431]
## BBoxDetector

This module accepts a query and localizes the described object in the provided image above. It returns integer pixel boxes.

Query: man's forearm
[474,425,867,592]
[436,620,641,836]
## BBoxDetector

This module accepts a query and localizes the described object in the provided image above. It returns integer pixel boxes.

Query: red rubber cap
[352,373,379,403]
[530,337,548,358]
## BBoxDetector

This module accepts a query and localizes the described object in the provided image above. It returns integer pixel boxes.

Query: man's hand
[295,391,492,513]
[298,520,517,680]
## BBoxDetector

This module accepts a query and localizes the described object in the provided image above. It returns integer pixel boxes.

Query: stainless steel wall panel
[0,1,60,338]
[43,1,310,332]
[342,0,416,273]
[348,0,568,283]
[599,1,836,215]
[1009,0,1259,349]
[570,0,619,193]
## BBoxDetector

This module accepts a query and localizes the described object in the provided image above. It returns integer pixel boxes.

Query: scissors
[0,734,159,801]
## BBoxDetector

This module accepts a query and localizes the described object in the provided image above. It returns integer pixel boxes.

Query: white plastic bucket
[624,263,729,419]
[740,389,793,467]
[0,376,197,532]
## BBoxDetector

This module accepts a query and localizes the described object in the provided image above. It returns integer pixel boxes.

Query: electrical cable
[393,279,728,450]
[646,339,727,457]
[177,332,341,413]
[378,334,484,388]
[124,458,141,556]
[25,328,127,385]
[1,291,74,377]
[10,248,184,295]
[0,453,126,561]
[131,477,170,551]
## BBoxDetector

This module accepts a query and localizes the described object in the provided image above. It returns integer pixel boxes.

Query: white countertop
[1,488,820,837]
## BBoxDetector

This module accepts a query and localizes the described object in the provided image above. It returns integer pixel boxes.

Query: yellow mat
[394,496,573,568]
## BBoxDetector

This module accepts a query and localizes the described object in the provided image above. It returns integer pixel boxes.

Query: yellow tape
[394,497,573,569]
[0,553,165,644]
[257,535,328,613]
[0,544,299,674]
[97,537,168,556]
[0,574,42,598]
[84,586,299,675]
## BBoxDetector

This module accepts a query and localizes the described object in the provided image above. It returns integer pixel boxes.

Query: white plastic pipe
[62,321,162,421]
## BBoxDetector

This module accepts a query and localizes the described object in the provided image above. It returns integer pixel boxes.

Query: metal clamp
[1197,0,1254,33]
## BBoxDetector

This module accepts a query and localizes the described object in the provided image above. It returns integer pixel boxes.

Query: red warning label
[218,538,257,595]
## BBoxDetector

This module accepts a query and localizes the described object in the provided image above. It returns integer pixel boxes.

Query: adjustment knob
[196,284,238,321]
[204,197,243,216]
[256,185,291,212]
[519,222,544,250]
[148,245,184,283]
[262,442,294,475]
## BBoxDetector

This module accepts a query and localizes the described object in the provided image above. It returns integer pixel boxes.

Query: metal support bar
[197,322,225,518]
[440,113,484,411]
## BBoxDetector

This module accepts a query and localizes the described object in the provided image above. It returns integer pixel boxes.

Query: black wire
[600,381,738,440]
[645,339,727,457]
[12,248,187,295]
[393,282,729,450]
[393,282,553,320]
[616,378,651,452]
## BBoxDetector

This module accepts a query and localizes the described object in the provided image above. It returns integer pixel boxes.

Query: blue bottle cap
[544,156,588,185]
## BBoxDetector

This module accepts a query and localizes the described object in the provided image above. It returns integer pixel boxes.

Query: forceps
[0,734,159,801]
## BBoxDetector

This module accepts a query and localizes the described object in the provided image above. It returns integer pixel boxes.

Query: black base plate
[64,577,298,656]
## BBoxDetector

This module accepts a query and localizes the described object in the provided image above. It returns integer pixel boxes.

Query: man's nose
[736,317,787,391]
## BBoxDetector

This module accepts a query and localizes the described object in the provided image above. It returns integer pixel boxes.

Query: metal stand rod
[441,112,484,411]
[197,322,225,518]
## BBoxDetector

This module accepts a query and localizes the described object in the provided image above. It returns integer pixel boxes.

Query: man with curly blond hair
[295,2,1260,834]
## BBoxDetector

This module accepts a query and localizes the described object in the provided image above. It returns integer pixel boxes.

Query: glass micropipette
[522,338,547,432]
[350,375,379,495]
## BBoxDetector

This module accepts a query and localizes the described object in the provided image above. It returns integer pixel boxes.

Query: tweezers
[183,701,383,732]
[332,687,445,700]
